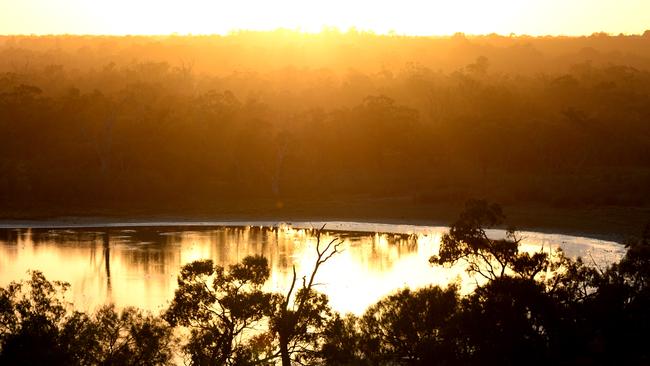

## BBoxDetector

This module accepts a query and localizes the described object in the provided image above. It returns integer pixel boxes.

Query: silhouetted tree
[0,271,72,365]
[357,286,460,365]
[318,314,364,365]
[428,200,610,364]
[578,222,650,364]
[270,229,342,366]
[164,228,341,366]
[430,199,554,284]
[454,276,558,365]
[164,256,275,365]
[0,271,174,366]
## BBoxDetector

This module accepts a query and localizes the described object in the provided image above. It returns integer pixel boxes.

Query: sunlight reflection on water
[0,222,625,315]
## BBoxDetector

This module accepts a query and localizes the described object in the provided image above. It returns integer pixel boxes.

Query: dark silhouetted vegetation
[164,256,274,365]
[1,202,650,364]
[0,271,175,366]
[163,228,340,365]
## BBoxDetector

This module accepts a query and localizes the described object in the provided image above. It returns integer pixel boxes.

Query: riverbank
[2,197,648,242]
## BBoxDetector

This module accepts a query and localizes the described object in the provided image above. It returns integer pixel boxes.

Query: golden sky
[1,0,649,36]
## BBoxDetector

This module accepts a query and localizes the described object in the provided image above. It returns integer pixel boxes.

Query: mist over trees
[1,31,650,212]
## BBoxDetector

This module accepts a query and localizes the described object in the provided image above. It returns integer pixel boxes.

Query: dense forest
[1,32,650,214]
[1,201,649,365]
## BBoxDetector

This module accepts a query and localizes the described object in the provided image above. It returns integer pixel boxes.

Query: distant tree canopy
[0,33,649,212]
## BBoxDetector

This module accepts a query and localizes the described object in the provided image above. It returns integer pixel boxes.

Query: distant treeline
[1,201,649,365]
[0,32,649,210]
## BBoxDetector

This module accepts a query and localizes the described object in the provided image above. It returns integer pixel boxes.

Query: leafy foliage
[164,232,341,366]
[164,256,275,365]
[357,286,459,365]
[430,199,561,284]
[0,271,174,366]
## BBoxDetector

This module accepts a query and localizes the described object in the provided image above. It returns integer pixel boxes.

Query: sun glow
[1,0,649,36]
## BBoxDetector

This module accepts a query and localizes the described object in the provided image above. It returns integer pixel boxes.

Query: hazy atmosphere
[1,1,650,365]
[2,0,650,35]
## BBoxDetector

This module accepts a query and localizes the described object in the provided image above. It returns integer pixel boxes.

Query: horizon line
[1,27,649,39]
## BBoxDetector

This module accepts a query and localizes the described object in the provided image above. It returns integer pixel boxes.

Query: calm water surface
[0,222,625,314]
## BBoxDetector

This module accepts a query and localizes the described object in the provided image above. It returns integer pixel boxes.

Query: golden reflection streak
[0,225,624,315]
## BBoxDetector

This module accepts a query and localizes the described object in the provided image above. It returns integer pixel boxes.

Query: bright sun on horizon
[1,0,649,36]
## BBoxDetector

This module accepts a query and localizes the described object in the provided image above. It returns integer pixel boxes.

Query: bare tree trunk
[280,332,291,366]
[275,227,341,365]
